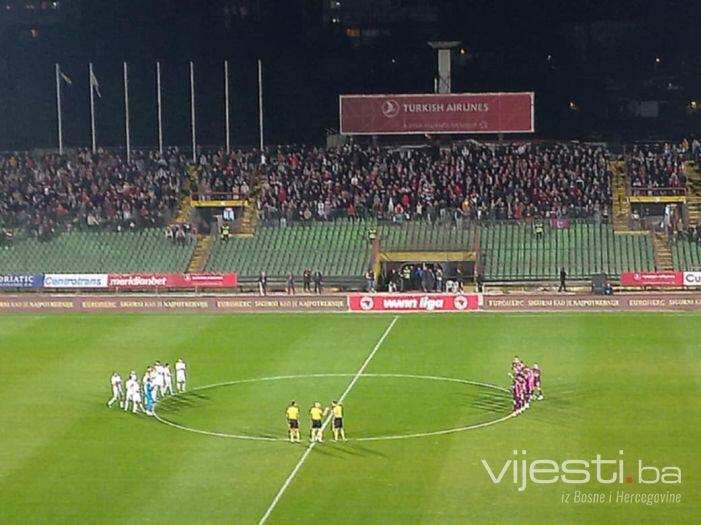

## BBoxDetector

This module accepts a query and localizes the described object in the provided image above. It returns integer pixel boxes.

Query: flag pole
[190,61,196,163]
[89,62,96,153]
[55,64,63,155]
[123,62,131,162]
[257,59,264,151]
[156,61,163,155]
[224,60,230,154]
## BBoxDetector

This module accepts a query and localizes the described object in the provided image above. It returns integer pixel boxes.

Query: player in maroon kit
[512,376,524,413]
[510,358,543,413]
[524,366,535,408]
[533,363,543,400]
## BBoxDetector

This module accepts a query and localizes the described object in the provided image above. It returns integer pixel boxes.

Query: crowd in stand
[257,142,612,223]
[628,143,688,195]
[194,149,255,201]
[8,140,701,241]
[0,148,188,238]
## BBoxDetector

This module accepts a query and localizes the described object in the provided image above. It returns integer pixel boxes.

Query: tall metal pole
[190,61,196,163]
[257,59,264,151]
[156,61,164,155]
[123,62,131,162]
[55,64,63,155]
[224,60,231,154]
[89,62,96,153]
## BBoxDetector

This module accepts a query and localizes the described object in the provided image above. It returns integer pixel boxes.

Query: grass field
[1,312,700,524]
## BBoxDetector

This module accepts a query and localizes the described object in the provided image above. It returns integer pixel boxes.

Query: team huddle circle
[152,373,516,442]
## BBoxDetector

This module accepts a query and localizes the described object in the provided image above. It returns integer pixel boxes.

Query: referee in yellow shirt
[285,401,301,443]
[331,401,346,442]
[309,402,326,443]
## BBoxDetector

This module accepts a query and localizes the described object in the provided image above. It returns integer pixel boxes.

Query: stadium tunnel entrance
[378,251,475,292]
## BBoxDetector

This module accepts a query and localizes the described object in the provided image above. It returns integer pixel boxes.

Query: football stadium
[1,2,701,524]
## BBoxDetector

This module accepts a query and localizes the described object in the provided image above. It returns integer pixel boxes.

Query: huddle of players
[107,358,188,415]
[285,401,345,443]
[509,356,542,413]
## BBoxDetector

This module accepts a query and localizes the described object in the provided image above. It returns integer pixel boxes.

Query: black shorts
[333,417,343,429]
[311,419,322,429]
[288,419,299,429]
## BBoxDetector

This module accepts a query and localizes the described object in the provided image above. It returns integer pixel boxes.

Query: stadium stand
[627,143,687,195]
[0,229,194,273]
[480,221,654,280]
[206,219,372,279]
[258,142,611,223]
[672,237,701,271]
[0,142,667,284]
[378,221,477,251]
[0,149,187,235]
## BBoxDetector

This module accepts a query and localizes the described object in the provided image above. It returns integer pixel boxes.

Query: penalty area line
[257,315,399,525]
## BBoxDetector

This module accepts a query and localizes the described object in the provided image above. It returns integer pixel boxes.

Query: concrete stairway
[185,234,213,273]
[652,232,674,271]
[233,168,263,238]
[610,160,631,232]
[687,162,701,226]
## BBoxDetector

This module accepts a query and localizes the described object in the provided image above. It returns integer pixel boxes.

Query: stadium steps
[652,233,674,271]
[173,165,200,224]
[610,160,631,232]
[686,162,701,225]
[234,199,257,237]
[186,234,213,273]
[173,196,193,224]
[234,168,263,238]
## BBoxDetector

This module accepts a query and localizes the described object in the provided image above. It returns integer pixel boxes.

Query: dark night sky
[0,0,699,150]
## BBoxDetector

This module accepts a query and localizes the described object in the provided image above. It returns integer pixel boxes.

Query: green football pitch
[1,313,700,524]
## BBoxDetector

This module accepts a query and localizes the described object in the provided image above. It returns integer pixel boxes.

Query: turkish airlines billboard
[340,92,534,135]
[348,293,479,312]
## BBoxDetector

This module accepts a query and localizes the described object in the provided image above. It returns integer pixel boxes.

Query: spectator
[436,267,444,292]
[365,268,375,292]
[286,273,295,295]
[388,269,399,292]
[313,269,323,294]
[258,271,268,296]
[559,267,567,292]
[303,268,312,293]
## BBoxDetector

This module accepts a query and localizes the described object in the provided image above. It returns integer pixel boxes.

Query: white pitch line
[153,372,513,443]
[257,316,399,525]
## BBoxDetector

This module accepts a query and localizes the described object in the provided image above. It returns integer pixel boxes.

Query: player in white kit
[130,381,142,414]
[107,372,124,408]
[175,358,187,392]
[123,377,136,412]
[163,363,174,396]
[154,361,166,398]
[142,368,152,392]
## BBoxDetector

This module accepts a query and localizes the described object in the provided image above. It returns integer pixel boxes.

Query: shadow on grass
[156,392,211,414]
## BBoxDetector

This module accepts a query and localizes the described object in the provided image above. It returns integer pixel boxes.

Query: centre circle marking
[153,373,516,442]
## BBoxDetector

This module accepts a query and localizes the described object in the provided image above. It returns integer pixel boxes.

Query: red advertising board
[619,272,683,287]
[348,293,479,312]
[340,92,534,135]
[107,273,238,289]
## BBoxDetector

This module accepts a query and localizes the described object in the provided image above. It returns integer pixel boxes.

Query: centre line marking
[257,315,399,525]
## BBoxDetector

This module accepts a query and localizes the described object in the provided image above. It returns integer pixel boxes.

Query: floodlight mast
[428,41,461,94]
